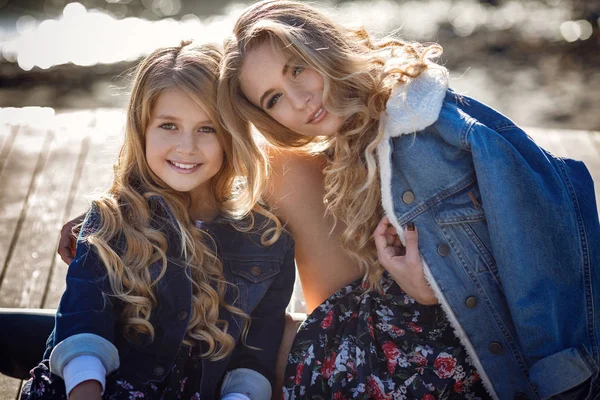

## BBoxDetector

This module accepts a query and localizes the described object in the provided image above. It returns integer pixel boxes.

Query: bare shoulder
[264,148,327,225]
[262,147,362,312]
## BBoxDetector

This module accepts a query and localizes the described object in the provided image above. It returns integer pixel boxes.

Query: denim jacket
[45,196,295,399]
[377,67,600,400]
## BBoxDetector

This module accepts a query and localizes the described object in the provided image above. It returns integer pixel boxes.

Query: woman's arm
[264,149,362,312]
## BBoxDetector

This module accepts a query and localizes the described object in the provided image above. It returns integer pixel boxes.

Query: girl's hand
[374,216,438,305]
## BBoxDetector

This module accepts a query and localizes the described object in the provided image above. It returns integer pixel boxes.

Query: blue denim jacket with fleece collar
[377,66,600,400]
[45,196,295,400]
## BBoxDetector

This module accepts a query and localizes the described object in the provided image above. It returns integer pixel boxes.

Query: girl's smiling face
[145,88,224,199]
[239,41,344,137]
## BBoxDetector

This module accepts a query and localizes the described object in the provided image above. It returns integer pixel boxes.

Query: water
[1,0,599,130]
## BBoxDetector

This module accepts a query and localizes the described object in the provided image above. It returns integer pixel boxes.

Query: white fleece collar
[384,65,449,137]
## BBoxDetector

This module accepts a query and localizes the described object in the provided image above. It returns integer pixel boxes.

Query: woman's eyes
[292,66,304,78]
[266,93,282,110]
[266,66,304,110]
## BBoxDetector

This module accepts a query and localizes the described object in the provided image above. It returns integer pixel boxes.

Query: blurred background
[0,0,599,131]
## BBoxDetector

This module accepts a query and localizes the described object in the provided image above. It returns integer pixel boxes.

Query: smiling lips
[168,160,202,173]
[307,105,327,124]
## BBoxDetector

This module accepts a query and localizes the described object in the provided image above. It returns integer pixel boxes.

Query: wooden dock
[1,107,599,398]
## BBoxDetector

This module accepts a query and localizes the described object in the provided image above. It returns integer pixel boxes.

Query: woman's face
[239,41,344,137]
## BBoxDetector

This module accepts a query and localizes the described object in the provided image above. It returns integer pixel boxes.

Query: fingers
[57,223,76,264]
[374,216,391,255]
[403,222,420,263]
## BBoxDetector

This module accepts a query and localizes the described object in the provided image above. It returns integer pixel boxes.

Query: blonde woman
[217,0,600,399]
[20,42,295,400]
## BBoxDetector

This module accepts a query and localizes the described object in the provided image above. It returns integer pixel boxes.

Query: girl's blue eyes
[159,123,177,130]
[158,123,215,133]
[266,66,305,110]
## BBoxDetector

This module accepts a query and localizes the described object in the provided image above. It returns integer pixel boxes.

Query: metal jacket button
[250,266,262,276]
[402,190,415,204]
[153,366,164,376]
[437,244,451,256]
[178,310,188,321]
[489,342,503,354]
[465,296,478,308]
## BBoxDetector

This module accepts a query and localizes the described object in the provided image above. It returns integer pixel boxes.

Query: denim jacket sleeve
[49,204,120,376]
[455,97,600,397]
[222,240,296,399]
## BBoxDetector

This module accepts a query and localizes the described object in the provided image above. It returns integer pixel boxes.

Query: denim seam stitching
[441,224,534,390]
[555,157,597,362]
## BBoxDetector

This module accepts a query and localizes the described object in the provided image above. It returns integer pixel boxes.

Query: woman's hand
[57,213,85,264]
[374,216,438,305]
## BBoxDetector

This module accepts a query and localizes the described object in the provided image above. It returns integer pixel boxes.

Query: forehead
[239,41,288,106]
[152,88,211,120]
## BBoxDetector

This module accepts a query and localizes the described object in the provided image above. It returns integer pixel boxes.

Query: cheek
[144,134,164,173]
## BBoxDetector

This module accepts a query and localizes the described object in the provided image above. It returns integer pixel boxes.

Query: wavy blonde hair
[219,0,441,288]
[85,42,276,360]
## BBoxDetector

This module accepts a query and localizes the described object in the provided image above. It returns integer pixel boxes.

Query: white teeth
[171,161,198,169]
[313,107,323,120]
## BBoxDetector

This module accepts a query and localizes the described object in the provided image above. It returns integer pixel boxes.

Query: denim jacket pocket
[227,258,281,283]
[225,258,281,312]
[434,183,486,224]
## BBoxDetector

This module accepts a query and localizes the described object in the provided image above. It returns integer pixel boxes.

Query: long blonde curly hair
[219,0,441,288]
[85,42,276,360]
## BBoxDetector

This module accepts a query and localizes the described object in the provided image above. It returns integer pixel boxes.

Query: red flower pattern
[321,310,334,329]
[382,341,401,374]
[322,352,337,379]
[294,362,304,385]
[454,380,465,393]
[433,353,457,379]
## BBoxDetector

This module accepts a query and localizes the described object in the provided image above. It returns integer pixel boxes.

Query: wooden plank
[0,375,21,400]
[43,109,124,309]
[0,125,19,177]
[0,122,87,308]
[0,125,48,302]
[42,136,90,309]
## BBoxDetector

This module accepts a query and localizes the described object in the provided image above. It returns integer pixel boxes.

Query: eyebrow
[154,115,214,125]
[258,62,290,109]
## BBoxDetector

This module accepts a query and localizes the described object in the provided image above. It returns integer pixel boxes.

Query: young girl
[20,41,295,400]
[217,1,600,399]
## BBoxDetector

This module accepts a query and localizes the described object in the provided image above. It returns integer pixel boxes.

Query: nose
[288,87,311,111]
[176,131,197,155]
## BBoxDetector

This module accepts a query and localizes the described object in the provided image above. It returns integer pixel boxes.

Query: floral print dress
[21,343,203,400]
[282,272,490,400]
